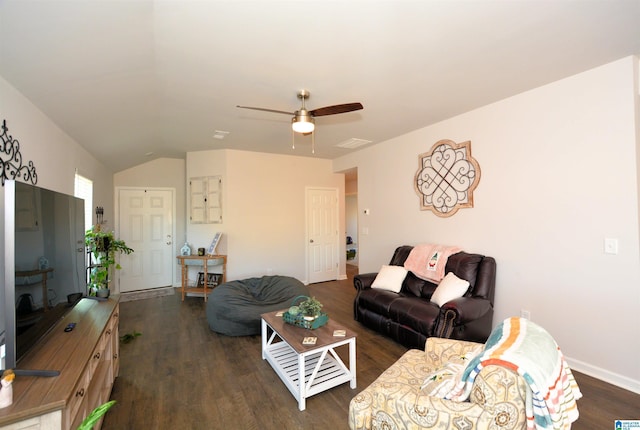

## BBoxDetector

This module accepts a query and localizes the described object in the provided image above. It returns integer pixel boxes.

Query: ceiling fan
[237,89,363,153]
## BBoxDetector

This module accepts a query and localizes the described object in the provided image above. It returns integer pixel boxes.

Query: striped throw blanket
[403,244,462,282]
[445,317,582,430]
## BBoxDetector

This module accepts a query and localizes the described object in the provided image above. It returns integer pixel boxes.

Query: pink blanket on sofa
[403,244,462,282]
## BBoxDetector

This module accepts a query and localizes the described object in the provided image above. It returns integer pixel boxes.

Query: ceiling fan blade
[310,102,363,117]
[236,105,294,115]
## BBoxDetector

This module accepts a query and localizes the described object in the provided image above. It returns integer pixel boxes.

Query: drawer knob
[94,352,101,360]
[76,388,85,397]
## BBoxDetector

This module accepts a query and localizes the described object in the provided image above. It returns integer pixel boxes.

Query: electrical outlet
[520,309,530,320]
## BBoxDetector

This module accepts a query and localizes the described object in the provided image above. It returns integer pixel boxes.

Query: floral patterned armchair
[348,337,528,430]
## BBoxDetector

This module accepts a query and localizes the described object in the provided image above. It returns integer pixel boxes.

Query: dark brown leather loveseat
[353,245,496,349]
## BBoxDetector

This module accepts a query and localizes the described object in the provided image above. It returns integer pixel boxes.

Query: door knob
[310,239,314,243]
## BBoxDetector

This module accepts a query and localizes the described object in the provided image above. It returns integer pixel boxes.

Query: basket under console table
[261,310,357,411]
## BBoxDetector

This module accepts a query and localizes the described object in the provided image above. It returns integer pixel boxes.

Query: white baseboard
[120,286,175,302]
[566,355,640,394]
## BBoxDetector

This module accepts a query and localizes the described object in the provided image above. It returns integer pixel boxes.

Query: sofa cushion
[357,288,404,316]
[418,278,438,300]
[389,245,414,266]
[402,270,427,297]
[371,265,407,293]
[430,272,470,306]
[388,298,440,336]
[420,344,482,396]
[444,252,483,292]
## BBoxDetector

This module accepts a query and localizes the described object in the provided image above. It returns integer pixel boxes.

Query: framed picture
[208,232,222,255]
[197,272,220,288]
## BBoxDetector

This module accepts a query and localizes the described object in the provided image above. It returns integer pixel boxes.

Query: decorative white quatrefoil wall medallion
[414,139,481,217]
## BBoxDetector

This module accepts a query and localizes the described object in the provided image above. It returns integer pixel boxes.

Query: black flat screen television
[1,180,86,370]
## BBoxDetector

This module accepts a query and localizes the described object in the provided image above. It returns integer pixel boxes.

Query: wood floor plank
[104,265,640,429]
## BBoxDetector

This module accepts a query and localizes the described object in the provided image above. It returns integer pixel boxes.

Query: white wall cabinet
[189,176,222,224]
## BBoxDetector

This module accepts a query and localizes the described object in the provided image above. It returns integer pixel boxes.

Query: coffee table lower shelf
[261,317,356,411]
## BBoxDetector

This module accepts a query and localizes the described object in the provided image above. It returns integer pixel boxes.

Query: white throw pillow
[430,272,470,306]
[371,265,407,293]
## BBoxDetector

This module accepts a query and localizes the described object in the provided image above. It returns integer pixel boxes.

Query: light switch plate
[604,238,618,255]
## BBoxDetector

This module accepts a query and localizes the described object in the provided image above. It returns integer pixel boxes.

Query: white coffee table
[261,310,357,411]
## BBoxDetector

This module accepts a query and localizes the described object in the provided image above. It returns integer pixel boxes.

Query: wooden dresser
[0,296,120,430]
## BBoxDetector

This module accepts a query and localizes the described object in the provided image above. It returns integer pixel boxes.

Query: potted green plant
[85,226,134,297]
[298,296,323,320]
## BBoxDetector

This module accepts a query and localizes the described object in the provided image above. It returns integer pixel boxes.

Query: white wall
[0,75,114,361]
[0,76,114,212]
[186,149,345,283]
[0,74,114,246]
[334,56,640,393]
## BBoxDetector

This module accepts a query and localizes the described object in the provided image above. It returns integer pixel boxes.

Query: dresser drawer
[66,368,90,426]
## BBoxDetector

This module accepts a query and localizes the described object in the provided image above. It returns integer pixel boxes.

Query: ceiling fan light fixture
[238,90,362,138]
[291,112,315,134]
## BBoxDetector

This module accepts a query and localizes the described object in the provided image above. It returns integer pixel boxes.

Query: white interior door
[307,187,339,284]
[117,188,174,292]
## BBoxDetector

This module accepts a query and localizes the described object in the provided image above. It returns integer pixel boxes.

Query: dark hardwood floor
[104,265,640,429]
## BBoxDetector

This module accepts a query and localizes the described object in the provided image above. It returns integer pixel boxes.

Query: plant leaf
[77,400,116,430]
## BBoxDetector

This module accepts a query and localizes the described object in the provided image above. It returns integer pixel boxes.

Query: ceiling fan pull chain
[291,128,295,150]
[311,130,315,154]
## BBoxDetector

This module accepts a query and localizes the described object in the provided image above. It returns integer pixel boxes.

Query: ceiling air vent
[213,130,230,140]
[335,138,372,149]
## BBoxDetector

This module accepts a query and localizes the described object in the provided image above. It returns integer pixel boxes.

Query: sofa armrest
[353,273,377,291]
[434,297,492,339]
[441,296,492,324]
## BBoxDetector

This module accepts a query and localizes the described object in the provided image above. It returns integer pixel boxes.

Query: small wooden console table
[176,255,227,302]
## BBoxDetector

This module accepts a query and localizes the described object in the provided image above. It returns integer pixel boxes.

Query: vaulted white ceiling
[1,1,639,172]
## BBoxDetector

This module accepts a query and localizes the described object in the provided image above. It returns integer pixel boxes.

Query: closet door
[307,187,339,284]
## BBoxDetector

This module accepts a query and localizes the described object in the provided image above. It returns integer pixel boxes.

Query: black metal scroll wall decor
[0,119,38,186]
[414,139,480,217]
